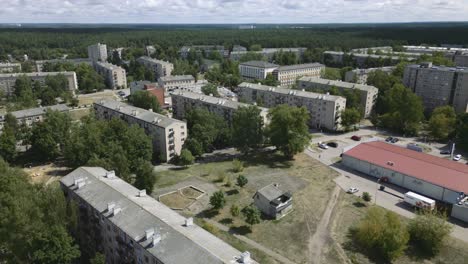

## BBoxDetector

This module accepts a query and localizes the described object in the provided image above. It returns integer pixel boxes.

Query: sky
[1,0,468,24]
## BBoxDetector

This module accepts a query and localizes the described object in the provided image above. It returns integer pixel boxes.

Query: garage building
[342,141,468,221]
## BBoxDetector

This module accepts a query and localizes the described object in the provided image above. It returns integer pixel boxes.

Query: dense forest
[1,24,468,60]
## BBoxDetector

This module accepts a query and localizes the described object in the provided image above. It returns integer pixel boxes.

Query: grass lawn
[156,151,340,263]
[331,194,468,264]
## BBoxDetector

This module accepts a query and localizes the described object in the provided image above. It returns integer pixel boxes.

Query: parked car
[347,187,359,194]
[385,137,393,142]
[351,135,361,141]
[440,150,451,155]
[391,137,399,143]
[117,91,126,96]
[318,143,329,149]
[453,154,462,161]
[327,142,338,148]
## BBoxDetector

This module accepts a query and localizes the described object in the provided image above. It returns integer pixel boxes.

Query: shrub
[201,220,219,235]
[243,206,261,227]
[237,175,248,187]
[217,171,227,183]
[362,192,372,202]
[232,159,244,173]
[209,191,226,209]
[225,176,233,187]
[230,204,240,217]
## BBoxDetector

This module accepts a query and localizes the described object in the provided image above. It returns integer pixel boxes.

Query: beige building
[0,104,69,132]
[158,75,195,92]
[93,100,187,161]
[94,61,127,89]
[272,63,324,87]
[344,66,395,84]
[137,56,174,79]
[171,90,269,125]
[239,61,279,81]
[87,43,108,62]
[298,77,378,118]
[0,72,78,96]
[403,62,468,113]
[60,167,255,264]
[237,82,346,131]
[0,62,21,73]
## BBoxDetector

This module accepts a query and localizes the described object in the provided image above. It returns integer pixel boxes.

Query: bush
[201,220,219,235]
[236,175,248,187]
[232,159,244,172]
[217,171,227,183]
[225,176,233,187]
[352,207,409,262]
[408,210,452,256]
[362,192,372,202]
[230,204,240,217]
[209,191,226,210]
[243,206,261,227]
[178,149,194,167]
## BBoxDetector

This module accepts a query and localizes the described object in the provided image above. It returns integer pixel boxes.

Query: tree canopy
[232,106,265,154]
[129,90,162,113]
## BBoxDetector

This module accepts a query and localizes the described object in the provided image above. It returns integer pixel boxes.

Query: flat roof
[240,60,278,68]
[407,64,468,73]
[343,141,468,194]
[159,75,195,82]
[95,61,125,71]
[0,71,76,78]
[238,82,345,102]
[61,167,251,264]
[94,100,184,128]
[276,63,324,71]
[7,104,69,119]
[137,56,172,65]
[298,77,378,93]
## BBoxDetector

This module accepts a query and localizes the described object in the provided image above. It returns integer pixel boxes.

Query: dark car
[391,137,399,143]
[351,135,361,141]
[440,150,451,155]
[327,142,338,148]
[385,137,393,142]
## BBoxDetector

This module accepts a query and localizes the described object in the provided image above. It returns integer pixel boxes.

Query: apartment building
[158,75,195,92]
[237,82,346,131]
[454,53,468,67]
[0,62,21,73]
[35,58,93,72]
[0,72,78,96]
[93,100,186,161]
[344,66,395,84]
[350,46,393,54]
[403,62,468,113]
[137,56,174,79]
[230,48,307,62]
[88,43,108,62]
[60,167,255,264]
[298,77,378,118]
[323,51,416,67]
[94,61,127,89]
[171,90,269,125]
[272,63,325,87]
[239,61,279,81]
[0,104,69,132]
[179,45,228,59]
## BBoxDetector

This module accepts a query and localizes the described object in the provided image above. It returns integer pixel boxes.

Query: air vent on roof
[132,110,138,116]
[107,202,115,212]
[387,161,394,166]
[145,228,155,240]
[185,217,193,227]
[138,189,147,197]
[152,233,162,246]
[105,170,116,179]
[74,178,85,189]
[240,251,251,264]
[112,207,121,216]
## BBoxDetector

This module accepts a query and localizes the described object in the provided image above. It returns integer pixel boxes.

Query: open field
[155,151,340,263]
[330,194,468,264]
[22,162,71,185]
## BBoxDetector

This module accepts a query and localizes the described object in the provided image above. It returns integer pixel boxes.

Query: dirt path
[205,219,296,264]
[308,185,341,264]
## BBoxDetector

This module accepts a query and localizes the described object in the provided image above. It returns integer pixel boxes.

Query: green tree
[341,108,361,131]
[230,204,240,217]
[239,52,264,62]
[236,175,248,188]
[340,66,353,81]
[249,44,262,51]
[362,192,372,202]
[90,253,106,264]
[232,159,244,173]
[352,207,409,262]
[408,210,452,256]
[133,160,157,195]
[428,106,456,141]
[75,63,106,93]
[129,90,162,113]
[321,68,341,80]
[186,108,231,152]
[456,113,468,152]
[232,106,264,153]
[201,83,219,97]
[184,137,204,157]
[260,73,279,86]
[243,206,261,227]
[178,149,194,167]
[267,105,311,159]
[209,191,226,210]
[0,127,17,162]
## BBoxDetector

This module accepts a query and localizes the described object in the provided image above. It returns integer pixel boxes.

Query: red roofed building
[143,83,165,108]
[342,141,468,204]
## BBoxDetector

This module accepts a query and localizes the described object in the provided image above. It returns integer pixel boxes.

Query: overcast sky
[1,0,468,24]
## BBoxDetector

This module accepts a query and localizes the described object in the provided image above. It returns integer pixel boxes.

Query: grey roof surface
[406,64,468,73]
[172,90,269,112]
[238,82,345,102]
[137,56,172,65]
[9,104,69,119]
[256,183,286,201]
[0,71,76,78]
[60,167,250,264]
[276,63,324,71]
[94,100,184,128]
[298,77,378,93]
[159,75,195,82]
[240,60,279,68]
[95,61,125,71]
[350,66,395,74]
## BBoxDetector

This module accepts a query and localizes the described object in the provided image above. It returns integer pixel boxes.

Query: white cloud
[0,0,467,23]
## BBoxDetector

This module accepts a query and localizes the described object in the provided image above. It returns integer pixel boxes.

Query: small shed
[253,183,293,219]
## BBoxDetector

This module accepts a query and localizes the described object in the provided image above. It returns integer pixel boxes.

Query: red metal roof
[343,141,468,194]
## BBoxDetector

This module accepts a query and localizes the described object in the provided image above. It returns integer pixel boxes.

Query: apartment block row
[60,167,254,264]
[230,48,307,62]
[239,61,324,87]
[0,62,21,73]
[35,58,93,72]
[137,56,174,79]
[171,90,269,125]
[344,66,395,84]
[0,72,78,96]
[403,62,468,113]
[323,51,416,67]
[0,104,69,132]
[93,61,127,89]
[93,100,186,161]
[237,82,346,131]
[297,77,379,118]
